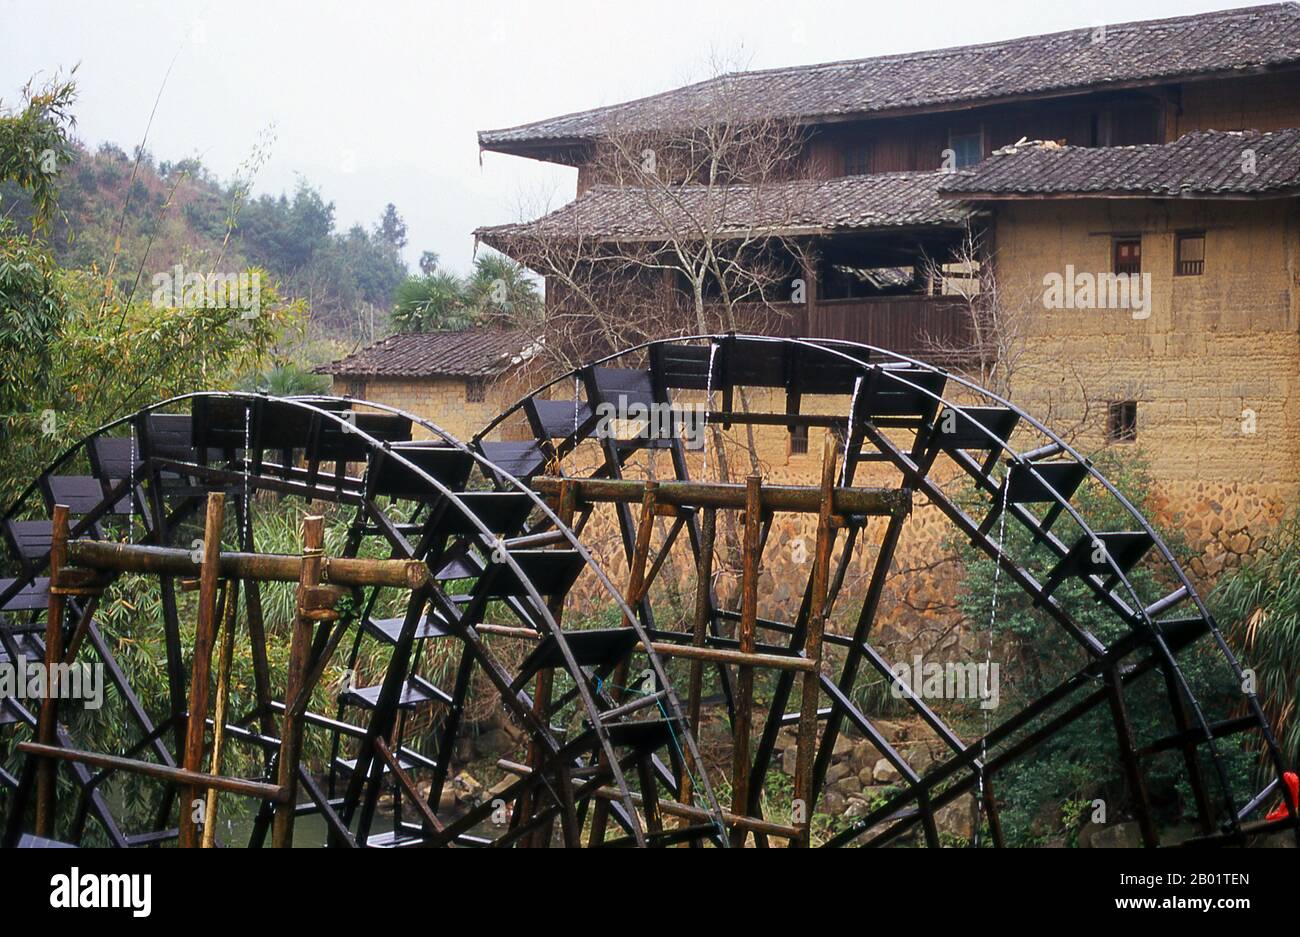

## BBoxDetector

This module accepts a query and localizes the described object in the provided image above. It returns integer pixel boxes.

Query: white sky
[0,0,1265,274]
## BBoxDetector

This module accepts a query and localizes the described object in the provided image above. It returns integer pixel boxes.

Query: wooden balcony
[803,294,977,363]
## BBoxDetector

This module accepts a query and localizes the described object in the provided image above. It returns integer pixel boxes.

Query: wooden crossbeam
[19,742,287,803]
[531,476,909,516]
[66,540,429,589]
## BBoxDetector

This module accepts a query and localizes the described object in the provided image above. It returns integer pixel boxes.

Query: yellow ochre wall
[990,196,1300,574]
[329,372,534,443]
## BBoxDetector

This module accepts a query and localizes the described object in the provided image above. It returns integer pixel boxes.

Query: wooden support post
[179,493,224,848]
[589,480,658,847]
[982,774,1005,848]
[272,514,324,848]
[35,504,70,838]
[794,435,838,846]
[730,475,762,847]
[679,507,716,813]
[202,578,239,848]
[522,479,574,848]
[1104,667,1159,848]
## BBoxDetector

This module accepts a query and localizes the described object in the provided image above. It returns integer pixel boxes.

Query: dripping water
[702,340,718,479]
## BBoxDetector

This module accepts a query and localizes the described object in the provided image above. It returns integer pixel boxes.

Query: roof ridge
[712,3,1298,79]
[480,4,1300,143]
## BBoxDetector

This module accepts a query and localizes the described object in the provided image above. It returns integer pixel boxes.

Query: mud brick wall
[991,197,1300,574]
[329,370,535,442]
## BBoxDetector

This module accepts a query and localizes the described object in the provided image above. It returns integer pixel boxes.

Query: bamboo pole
[272,515,324,848]
[35,504,70,838]
[65,540,428,589]
[18,743,286,802]
[730,475,763,847]
[179,493,224,848]
[793,434,838,847]
[589,480,658,847]
[202,578,240,847]
[650,643,816,672]
[679,507,716,816]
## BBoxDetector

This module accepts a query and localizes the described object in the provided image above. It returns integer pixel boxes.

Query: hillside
[0,140,409,347]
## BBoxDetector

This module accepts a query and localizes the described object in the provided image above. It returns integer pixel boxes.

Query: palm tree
[390,270,472,331]
[466,251,542,325]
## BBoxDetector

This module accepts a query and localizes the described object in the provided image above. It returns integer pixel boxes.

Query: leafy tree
[391,270,470,332]
[0,75,77,229]
[466,251,542,324]
[239,363,330,396]
[376,202,407,250]
[0,75,302,508]
[389,250,542,333]
[1212,508,1300,771]
[1,76,77,479]
[947,449,1251,845]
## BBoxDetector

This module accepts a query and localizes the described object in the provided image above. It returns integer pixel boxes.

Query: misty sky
[1,0,1261,274]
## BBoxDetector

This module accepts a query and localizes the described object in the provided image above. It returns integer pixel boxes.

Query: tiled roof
[939,128,1300,198]
[476,172,972,248]
[317,329,540,379]
[480,5,1300,153]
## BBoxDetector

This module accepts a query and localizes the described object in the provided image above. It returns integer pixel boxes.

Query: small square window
[1113,238,1141,276]
[1176,232,1205,276]
[1107,401,1137,443]
[789,424,809,456]
[466,378,486,403]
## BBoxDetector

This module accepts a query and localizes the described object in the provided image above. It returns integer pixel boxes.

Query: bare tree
[484,65,822,485]
[479,60,826,601]
[920,223,1134,445]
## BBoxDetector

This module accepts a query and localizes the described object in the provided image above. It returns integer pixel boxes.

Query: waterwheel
[1,336,1294,847]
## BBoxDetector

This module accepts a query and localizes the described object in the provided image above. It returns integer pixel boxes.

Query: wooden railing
[804,294,977,363]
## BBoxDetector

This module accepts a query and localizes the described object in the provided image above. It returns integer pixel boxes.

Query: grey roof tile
[477,171,972,247]
[318,329,539,378]
[480,4,1300,151]
[939,128,1300,197]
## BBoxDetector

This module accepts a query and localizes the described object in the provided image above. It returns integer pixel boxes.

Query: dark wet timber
[0,337,1293,848]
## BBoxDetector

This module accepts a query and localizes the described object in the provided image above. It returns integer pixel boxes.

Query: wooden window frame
[1175,231,1205,277]
[843,142,873,177]
[1112,237,1142,276]
[1107,400,1137,443]
[789,424,809,456]
[466,378,487,404]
